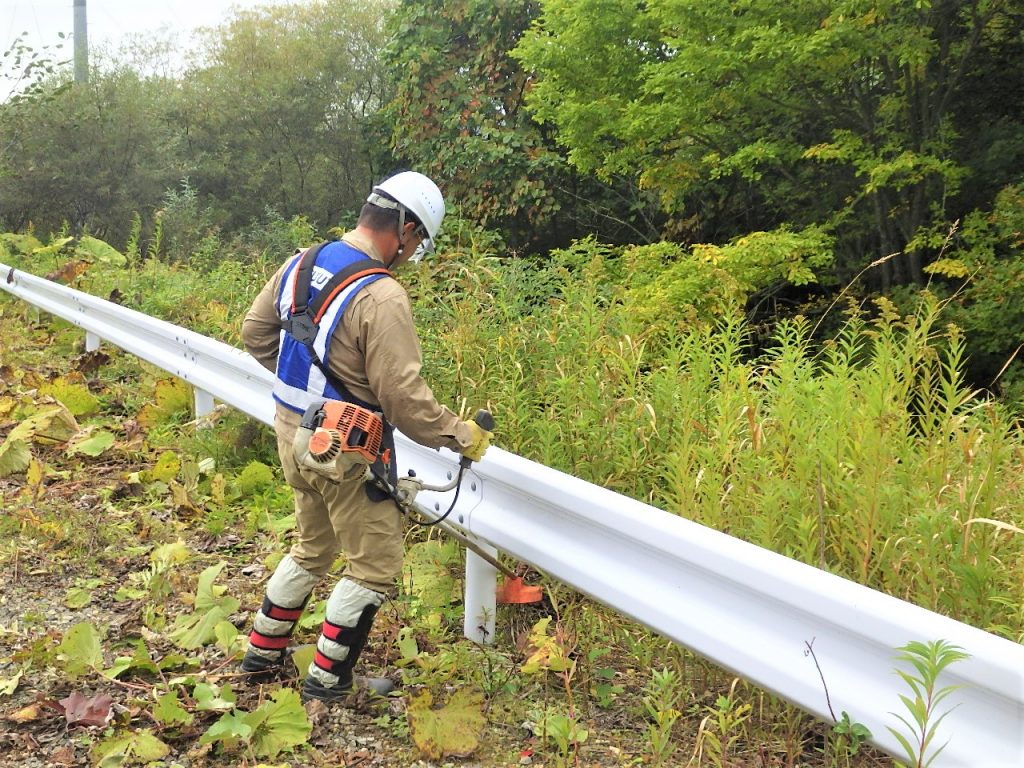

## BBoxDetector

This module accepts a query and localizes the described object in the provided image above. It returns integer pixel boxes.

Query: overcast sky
[2,0,285,96]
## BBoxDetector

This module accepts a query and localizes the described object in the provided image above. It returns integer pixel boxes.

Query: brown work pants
[274,406,404,594]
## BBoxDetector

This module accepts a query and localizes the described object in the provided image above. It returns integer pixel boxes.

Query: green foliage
[526,704,590,762]
[0,67,179,240]
[411,243,1024,637]
[1,32,68,103]
[621,225,834,336]
[91,729,170,767]
[641,667,684,766]
[402,538,463,617]
[918,183,1024,407]
[169,562,241,649]
[515,0,1023,284]
[384,0,660,248]
[235,461,276,495]
[152,690,195,727]
[56,622,104,679]
[888,640,969,768]
[833,711,873,760]
[179,1,392,232]
[200,688,311,759]
[696,680,753,768]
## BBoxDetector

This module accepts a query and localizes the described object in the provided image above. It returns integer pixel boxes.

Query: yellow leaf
[8,404,79,444]
[138,378,192,428]
[26,457,44,487]
[148,451,180,483]
[40,378,100,417]
[7,703,43,723]
[408,689,485,760]
[0,438,31,478]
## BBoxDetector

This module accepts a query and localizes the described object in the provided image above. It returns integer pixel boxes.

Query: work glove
[461,419,493,463]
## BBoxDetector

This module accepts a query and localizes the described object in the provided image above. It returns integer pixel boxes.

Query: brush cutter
[391,410,543,605]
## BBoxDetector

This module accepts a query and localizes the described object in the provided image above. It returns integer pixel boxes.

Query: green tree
[384,0,663,250]
[515,0,1023,286]
[176,0,393,230]
[0,65,178,240]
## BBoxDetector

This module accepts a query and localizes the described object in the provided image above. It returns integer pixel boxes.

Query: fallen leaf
[73,350,110,375]
[0,670,23,696]
[47,746,78,766]
[408,688,485,760]
[60,691,113,727]
[0,437,31,477]
[7,702,44,723]
[44,258,89,284]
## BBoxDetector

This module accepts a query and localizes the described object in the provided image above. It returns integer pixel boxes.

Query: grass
[1,232,1019,765]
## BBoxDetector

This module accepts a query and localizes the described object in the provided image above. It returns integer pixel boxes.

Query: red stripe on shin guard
[264,605,303,621]
[321,620,359,645]
[249,631,290,650]
[313,649,341,673]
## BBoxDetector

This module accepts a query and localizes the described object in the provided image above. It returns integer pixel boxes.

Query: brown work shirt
[241,231,473,452]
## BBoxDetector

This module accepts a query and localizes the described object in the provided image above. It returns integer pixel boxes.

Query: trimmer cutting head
[496,576,544,604]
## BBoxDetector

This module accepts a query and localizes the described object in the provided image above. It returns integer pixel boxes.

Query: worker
[238,171,492,703]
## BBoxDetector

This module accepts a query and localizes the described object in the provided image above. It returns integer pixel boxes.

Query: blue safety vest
[272,241,391,414]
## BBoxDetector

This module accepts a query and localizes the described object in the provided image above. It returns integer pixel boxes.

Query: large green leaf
[244,689,311,759]
[200,711,252,751]
[402,539,462,610]
[66,428,115,458]
[105,639,160,679]
[56,622,103,678]
[169,562,240,649]
[152,690,194,726]
[76,235,126,266]
[194,682,237,712]
[93,729,171,768]
[408,688,485,760]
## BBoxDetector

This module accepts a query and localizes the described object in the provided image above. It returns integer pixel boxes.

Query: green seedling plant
[586,646,624,708]
[693,677,753,768]
[641,666,684,767]
[832,710,873,765]
[888,640,969,768]
[521,617,588,765]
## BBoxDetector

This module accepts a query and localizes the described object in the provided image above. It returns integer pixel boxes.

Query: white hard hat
[367,171,445,262]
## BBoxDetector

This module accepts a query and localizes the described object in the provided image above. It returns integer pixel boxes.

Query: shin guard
[307,578,384,690]
[246,555,319,662]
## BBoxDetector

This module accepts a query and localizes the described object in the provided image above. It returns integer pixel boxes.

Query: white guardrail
[2,262,1022,766]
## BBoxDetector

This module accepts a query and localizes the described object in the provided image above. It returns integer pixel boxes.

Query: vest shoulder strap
[290,241,392,322]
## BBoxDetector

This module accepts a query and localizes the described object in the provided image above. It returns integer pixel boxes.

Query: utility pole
[73,0,88,84]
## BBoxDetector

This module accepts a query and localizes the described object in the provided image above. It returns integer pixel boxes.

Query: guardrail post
[193,389,215,420]
[85,331,101,352]
[464,546,498,645]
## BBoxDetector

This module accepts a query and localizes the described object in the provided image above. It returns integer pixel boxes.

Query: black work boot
[301,582,395,704]
[240,649,287,682]
[301,671,395,703]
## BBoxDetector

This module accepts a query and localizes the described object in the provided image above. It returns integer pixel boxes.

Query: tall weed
[413,243,1024,637]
